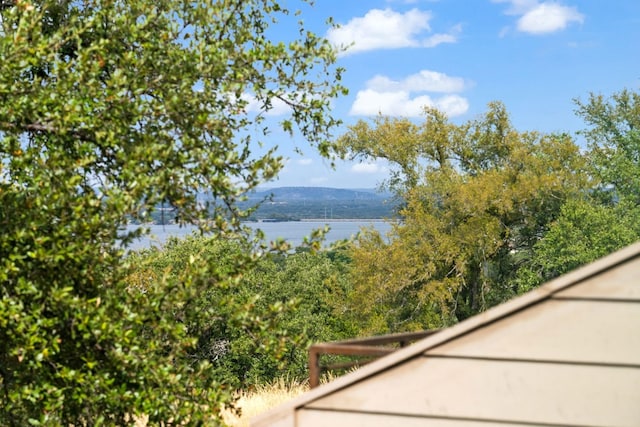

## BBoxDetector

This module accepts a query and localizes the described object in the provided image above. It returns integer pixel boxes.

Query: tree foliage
[516,88,640,290]
[126,236,354,386]
[338,104,590,332]
[575,88,640,204]
[515,199,640,291]
[0,0,345,424]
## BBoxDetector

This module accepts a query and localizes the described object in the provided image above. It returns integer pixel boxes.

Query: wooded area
[1,0,639,425]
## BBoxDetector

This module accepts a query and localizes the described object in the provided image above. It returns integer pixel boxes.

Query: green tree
[514,88,640,290]
[0,0,345,424]
[338,104,589,333]
[218,247,355,383]
[575,88,640,203]
[126,236,354,385]
[515,199,640,292]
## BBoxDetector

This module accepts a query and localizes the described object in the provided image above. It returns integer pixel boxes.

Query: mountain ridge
[248,186,390,202]
[240,187,397,220]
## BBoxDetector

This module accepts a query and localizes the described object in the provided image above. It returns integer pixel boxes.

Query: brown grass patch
[222,377,309,427]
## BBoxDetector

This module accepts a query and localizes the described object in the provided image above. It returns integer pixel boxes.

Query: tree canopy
[338,103,590,332]
[338,90,640,333]
[127,236,355,386]
[575,88,640,204]
[0,0,345,424]
[515,88,640,290]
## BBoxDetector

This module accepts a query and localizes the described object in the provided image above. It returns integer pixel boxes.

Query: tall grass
[222,377,309,427]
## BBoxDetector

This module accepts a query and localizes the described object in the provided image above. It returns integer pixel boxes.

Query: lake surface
[126,220,393,251]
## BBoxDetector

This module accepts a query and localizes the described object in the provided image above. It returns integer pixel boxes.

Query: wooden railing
[308,330,439,388]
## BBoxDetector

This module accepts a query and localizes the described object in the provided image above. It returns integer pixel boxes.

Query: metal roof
[252,242,640,427]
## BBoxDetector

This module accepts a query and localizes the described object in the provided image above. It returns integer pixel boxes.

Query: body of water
[126,220,393,251]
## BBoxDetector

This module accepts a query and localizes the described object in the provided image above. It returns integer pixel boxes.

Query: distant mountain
[142,187,399,224]
[247,187,390,202]
[240,187,398,220]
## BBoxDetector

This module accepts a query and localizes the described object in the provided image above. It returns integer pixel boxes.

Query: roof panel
[307,357,640,427]
[428,299,640,365]
[297,409,542,427]
[555,257,640,300]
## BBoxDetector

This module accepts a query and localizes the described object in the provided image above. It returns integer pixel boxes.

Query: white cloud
[434,95,470,117]
[517,3,584,34]
[368,70,466,93]
[297,158,313,166]
[349,70,469,118]
[494,1,584,35]
[422,31,458,48]
[350,90,420,116]
[326,8,458,55]
[350,90,469,118]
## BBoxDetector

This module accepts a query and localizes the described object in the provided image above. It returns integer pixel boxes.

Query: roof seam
[419,354,640,369]
[551,296,640,303]
[300,406,603,427]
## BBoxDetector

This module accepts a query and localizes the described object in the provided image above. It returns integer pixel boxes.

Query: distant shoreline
[125,221,393,250]
[245,218,391,223]
[292,218,388,222]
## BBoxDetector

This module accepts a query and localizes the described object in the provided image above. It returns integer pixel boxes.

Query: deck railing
[308,330,439,388]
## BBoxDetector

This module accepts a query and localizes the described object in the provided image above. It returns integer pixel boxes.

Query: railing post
[308,346,320,389]
[307,330,439,388]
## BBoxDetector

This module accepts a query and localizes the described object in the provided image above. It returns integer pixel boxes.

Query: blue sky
[262,0,640,189]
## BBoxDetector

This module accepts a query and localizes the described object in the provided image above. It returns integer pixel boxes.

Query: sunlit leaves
[0,0,344,424]
[126,235,354,385]
[341,103,589,332]
[516,199,640,292]
[575,88,640,204]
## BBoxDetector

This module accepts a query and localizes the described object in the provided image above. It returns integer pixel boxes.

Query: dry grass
[222,377,309,427]
[132,373,348,426]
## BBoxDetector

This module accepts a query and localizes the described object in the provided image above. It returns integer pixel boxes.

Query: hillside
[241,187,398,220]
[248,187,386,201]
[142,188,399,224]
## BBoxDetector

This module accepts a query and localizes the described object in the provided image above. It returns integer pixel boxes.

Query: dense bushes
[126,234,355,387]
[0,0,344,423]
